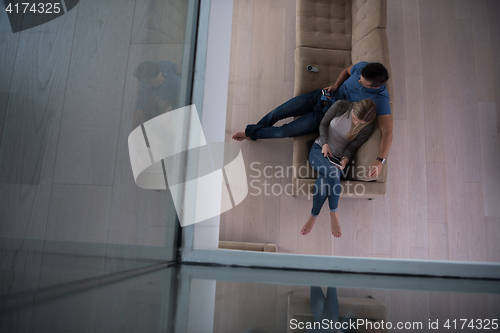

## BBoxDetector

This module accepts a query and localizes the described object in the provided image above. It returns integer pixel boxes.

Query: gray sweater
[316,100,375,162]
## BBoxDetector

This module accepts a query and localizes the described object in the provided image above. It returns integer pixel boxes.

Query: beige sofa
[287,293,388,333]
[292,0,394,199]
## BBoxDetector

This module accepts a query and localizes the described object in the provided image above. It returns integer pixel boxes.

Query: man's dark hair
[361,63,389,87]
[134,61,160,84]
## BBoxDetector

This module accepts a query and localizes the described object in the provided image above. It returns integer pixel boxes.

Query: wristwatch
[376,157,386,165]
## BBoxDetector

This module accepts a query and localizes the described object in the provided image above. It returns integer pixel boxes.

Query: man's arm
[369,114,393,177]
[324,65,353,94]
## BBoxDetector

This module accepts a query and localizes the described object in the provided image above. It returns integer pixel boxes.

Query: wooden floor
[216,1,500,331]
[220,0,500,263]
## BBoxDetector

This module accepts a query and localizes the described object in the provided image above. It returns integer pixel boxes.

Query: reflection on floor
[214,281,500,333]
[0,265,177,333]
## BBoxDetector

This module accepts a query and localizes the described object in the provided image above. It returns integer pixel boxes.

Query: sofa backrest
[296,0,352,50]
[351,0,394,110]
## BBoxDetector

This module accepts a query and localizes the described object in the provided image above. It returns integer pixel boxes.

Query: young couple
[232,62,393,238]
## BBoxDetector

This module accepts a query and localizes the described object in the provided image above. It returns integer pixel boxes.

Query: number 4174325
[5,3,61,14]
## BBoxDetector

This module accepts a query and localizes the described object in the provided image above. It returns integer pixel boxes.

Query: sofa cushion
[294,47,352,96]
[296,0,352,50]
[293,178,387,198]
[352,0,387,46]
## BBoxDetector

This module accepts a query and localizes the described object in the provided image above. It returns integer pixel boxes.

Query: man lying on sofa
[232,62,393,178]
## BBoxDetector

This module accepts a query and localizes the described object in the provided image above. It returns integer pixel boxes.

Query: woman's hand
[322,144,332,158]
[340,157,349,169]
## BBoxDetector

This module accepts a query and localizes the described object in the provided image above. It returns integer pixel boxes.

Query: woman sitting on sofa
[301,99,377,238]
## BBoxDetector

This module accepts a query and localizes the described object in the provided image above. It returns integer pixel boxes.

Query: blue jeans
[308,143,343,216]
[244,89,333,140]
[305,286,339,333]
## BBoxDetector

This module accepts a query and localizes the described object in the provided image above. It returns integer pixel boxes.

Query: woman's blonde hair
[346,99,377,141]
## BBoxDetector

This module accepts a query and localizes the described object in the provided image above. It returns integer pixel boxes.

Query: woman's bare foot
[300,215,317,235]
[330,211,342,238]
[232,131,250,141]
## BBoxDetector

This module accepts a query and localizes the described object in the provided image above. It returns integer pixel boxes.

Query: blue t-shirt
[135,60,181,110]
[332,61,391,116]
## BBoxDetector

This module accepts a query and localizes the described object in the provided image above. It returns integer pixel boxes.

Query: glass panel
[179,266,500,333]
[0,0,200,296]
[211,282,500,333]
[0,265,179,333]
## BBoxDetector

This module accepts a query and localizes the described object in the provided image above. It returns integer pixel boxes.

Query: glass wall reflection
[2,264,498,332]
[0,0,198,297]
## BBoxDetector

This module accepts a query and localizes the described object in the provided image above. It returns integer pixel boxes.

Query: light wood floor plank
[410,291,430,333]
[388,291,411,327]
[426,163,447,223]
[389,120,410,259]
[371,185,391,256]
[478,102,500,217]
[267,8,286,111]
[223,2,239,143]
[402,0,422,76]
[436,0,460,99]
[429,292,450,326]
[278,175,299,253]
[218,281,239,332]
[464,183,487,262]
[419,3,445,163]
[232,0,254,106]
[484,217,500,262]
[442,98,468,261]
[353,199,372,258]
[428,223,448,260]
[470,0,490,48]
[260,161,282,244]
[223,105,249,242]
[474,48,495,102]
[386,0,407,120]
[449,293,469,323]
[487,0,500,134]
[489,294,500,319]
[468,294,490,327]
[53,0,136,186]
[455,19,483,183]
[410,247,428,260]
[453,0,470,19]
[406,76,429,249]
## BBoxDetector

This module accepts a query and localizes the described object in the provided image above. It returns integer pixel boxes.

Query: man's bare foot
[330,211,342,238]
[232,131,250,141]
[300,215,317,235]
